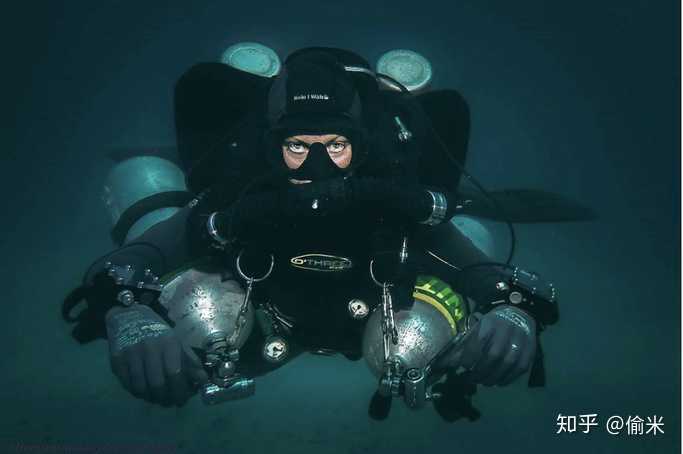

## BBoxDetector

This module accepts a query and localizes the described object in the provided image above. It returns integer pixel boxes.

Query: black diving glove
[437,305,537,386]
[105,304,208,406]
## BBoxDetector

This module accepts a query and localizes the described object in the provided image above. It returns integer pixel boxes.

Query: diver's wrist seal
[420,190,448,226]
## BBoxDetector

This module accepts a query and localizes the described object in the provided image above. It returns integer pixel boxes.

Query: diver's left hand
[439,305,537,386]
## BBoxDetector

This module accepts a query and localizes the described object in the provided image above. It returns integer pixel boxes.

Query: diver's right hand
[105,305,209,406]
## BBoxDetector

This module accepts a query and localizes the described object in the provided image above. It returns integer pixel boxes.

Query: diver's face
[282,134,352,184]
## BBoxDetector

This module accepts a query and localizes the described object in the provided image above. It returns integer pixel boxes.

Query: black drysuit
[79,201,496,375]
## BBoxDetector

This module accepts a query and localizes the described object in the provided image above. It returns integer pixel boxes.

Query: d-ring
[236,249,275,282]
[511,343,519,350]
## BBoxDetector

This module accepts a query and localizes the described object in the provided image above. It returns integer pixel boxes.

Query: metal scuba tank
[157,265,256,404]
[362,275,469,408]
[102,155,193,245]
[375,49,433,93]
[362,275,468,377]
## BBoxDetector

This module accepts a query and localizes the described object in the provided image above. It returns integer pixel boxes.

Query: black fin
[368,391,392,420]
[431,372,481,422]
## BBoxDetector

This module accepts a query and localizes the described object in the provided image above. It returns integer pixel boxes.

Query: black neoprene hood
[266,51,363,137]
[264,50,370,174]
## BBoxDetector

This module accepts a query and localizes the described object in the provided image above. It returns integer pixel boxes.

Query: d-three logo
[290,254,353,272]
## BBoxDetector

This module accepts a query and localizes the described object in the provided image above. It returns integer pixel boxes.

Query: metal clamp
[420,190,448,226]
[207,211,229,246]
[370,259,399,362]
[235,250,275,284]
[232,249,275,349]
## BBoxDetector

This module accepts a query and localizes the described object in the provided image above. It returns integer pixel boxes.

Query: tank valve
[201,377,255,405]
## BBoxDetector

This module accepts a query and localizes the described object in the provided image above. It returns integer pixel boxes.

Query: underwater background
[1,0,679,453]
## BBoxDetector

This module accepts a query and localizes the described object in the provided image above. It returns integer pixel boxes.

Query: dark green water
[1,1,679,453]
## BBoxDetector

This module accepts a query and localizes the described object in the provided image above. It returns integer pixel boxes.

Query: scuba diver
[65,46,561,417]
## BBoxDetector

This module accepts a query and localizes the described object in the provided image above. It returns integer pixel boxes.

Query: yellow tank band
[413,274,465,334]
[412,291,458,334]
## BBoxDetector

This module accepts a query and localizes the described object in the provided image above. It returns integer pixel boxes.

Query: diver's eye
[285,142,307,154]
[327,141,348,153]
